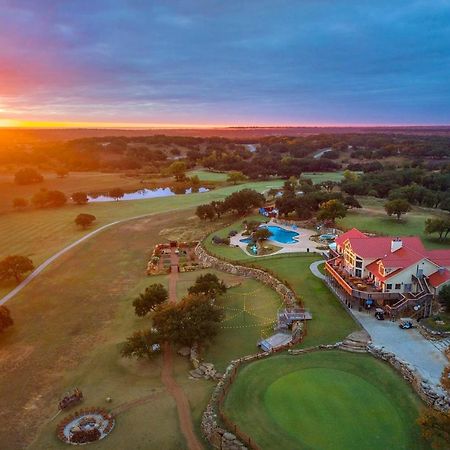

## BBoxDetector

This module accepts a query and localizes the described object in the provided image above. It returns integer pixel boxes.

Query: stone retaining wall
[368,344,450,412]
[195,244,297,308]
[196,243,307,449]
[417,323,450,340]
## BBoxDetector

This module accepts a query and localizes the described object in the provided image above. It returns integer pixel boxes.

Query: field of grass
[224,351,428,450]
[203,278,282,371]
[338,196,450,249]
[0,180,283,298]
[0,209,212,449]
[301,171,345,184]
[186,169,228,182]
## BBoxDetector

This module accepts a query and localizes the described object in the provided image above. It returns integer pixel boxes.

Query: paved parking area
[352,310,448,388]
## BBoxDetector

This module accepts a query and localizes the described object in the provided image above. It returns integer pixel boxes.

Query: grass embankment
[338,196,450,249]
[224,351,428,450]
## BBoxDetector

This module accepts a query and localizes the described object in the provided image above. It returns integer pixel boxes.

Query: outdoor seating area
[56,408,115,445]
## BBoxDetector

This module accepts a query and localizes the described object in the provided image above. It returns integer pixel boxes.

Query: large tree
[227,171,247,185]
[384,199,412,221]
[14,168,43,185]
[75,213,96,229]
[31,190,67,208]
[317,199,347,223]
[0,306,13,333]
[169,161,187,182]
[252,227,272,243]
[109,188,125,201]
[223,189,265,215]
[153,294,224,347]
[72,192,89,205]
[196,204,216,221]
[0,255,34,282]
[188,273,227,297]
[133,283,168,317]
[121,329,160,360]
[424,217,450,241]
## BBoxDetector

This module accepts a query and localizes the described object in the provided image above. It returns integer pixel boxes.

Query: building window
[386,283,392,290]
[355,269,362,277]
[355,261,362,268]
[395,283,401,290]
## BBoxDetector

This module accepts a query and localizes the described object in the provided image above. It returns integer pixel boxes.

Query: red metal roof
[347,236,425,260]
[428,269,450,288]
[335,228,367,247]
[425,250,450,269]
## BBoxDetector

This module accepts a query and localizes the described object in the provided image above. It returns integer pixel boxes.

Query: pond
[88,187,209,202]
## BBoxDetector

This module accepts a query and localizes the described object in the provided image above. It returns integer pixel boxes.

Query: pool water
[240,225,300,245]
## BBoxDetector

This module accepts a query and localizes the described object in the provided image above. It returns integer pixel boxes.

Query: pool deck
[229,220,321,257]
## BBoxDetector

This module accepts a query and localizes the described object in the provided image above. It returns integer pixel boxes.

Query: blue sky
[0,0,449,126]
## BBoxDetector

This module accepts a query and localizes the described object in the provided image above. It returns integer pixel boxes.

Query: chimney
[391,237,402,253]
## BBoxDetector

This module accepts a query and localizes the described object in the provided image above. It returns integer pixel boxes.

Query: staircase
[339,330,371,353]
[385,275,433,320]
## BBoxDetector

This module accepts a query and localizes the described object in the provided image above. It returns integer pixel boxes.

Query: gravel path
[160,249,204,450]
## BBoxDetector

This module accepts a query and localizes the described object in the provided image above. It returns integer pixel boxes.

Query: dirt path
[160,248,203,450]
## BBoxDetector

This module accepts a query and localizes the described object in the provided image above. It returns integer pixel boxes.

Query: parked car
[399,318,414,329]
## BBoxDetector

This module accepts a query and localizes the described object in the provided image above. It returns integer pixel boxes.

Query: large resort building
[325,228,450,319]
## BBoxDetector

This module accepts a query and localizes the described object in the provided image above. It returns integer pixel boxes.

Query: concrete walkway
[309,260,448,389]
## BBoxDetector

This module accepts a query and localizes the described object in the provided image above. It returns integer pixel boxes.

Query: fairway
[187,169,229,181]
[224,351,428,450]
[300,171,345,184]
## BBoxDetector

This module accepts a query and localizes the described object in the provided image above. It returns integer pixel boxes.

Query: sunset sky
[1,0,450,128]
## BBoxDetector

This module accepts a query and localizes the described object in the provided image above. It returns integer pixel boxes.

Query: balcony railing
[325,260,400,301]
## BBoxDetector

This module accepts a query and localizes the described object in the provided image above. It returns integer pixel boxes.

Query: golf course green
[224,351,428,450]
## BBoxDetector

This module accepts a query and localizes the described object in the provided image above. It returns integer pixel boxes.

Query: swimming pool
[240,225,300,245]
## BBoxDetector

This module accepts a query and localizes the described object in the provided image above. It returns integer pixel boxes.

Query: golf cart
[375,308,385,320]
[399,318,414,330]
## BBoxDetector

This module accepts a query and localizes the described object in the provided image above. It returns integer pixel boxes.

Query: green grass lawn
[0,180,283,299]
[0,209,214,449]
[223,351,428,450]
[301,171,345,184]
[186,169,229,182]
[338,196,450,249]
[253,254,358,347]
[203,278,283,371]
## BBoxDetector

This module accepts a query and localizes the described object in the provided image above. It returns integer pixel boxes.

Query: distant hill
[1,125,450,142]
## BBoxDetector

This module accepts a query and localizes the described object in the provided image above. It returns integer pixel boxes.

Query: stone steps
[339,330,370,353]
[432,338,450,352]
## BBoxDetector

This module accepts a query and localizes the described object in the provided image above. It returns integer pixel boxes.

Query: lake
[88,187,209,202]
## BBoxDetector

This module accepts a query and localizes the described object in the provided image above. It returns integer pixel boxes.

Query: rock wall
[368,344,450,412]
[196,243,309,449]
[195,244,297,308]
